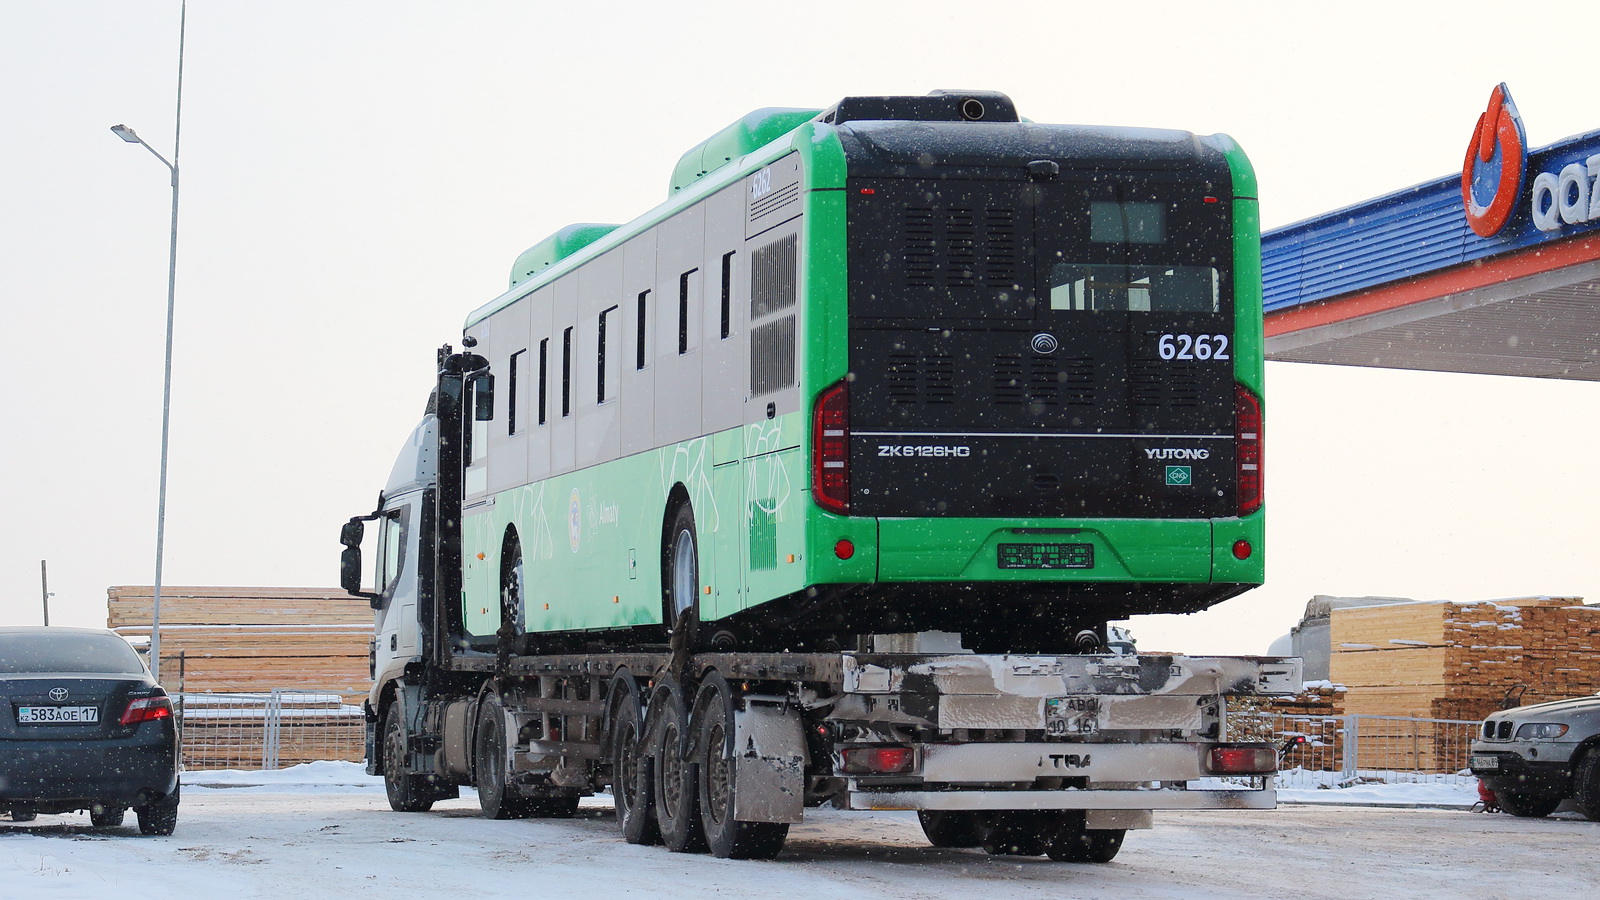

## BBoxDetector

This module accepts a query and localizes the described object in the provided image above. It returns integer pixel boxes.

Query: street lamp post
[111,0,186,680]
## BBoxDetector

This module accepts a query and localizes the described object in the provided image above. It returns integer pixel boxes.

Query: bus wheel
[694,672,788,859]
[649,675,706,852]
[663,503,699,645]
[475,693,532,819]
[1044,811,1125,863]
[498,534,524,657]
[610,674,660,844]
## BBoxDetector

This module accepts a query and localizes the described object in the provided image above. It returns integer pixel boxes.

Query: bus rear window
[1048,263,1218,313]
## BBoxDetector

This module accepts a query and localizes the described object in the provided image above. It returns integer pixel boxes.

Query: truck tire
[1497,789,1560,819]
[1045,811,1125,863]
[610,675,661,845]
[662,503,699,645]
[693,672,788,859]
[980,811,1048,856]
[649,675,706,852]
[1576,750,1600,821]
[475,693,534,819]
[917,811,983,848]
[9,812,37,823]
[383,701,438,813]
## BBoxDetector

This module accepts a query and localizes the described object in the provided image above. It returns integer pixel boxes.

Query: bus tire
[649,675,706,852]
[694,672,788,859]
[662,502,699,645]
[610,675,661,845]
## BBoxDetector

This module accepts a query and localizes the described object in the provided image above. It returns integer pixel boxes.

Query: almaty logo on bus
[1461,82,1527,238]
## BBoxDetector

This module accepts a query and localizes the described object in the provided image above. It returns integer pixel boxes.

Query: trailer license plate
[1469,754,1499,770]
[998,543,1093,569]
[1045,696,1101,736]
[18,705,99,725]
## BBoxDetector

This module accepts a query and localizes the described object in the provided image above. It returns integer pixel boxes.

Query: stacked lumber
[106,586,373,704]
[1330,596,1600,723]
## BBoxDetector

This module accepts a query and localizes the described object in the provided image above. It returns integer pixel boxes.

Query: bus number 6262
[1157,333,1230,361]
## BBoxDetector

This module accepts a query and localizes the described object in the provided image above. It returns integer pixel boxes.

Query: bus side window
[538,338,549,425]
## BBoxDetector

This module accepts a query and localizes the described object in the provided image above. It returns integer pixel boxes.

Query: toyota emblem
[1031,333,1059,354]
[49,687,69,702]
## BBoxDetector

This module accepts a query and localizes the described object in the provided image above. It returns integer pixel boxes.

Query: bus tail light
[813,380,850,514]
[1235,384,1262,516]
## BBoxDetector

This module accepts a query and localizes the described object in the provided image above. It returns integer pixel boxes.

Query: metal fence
[176,691,365,771]
[1228,710,1481,788]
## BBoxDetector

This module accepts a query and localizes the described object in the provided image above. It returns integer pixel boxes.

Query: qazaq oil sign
[1462,83,1600,237]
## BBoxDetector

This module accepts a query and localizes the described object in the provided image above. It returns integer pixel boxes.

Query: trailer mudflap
[732,699,805,824]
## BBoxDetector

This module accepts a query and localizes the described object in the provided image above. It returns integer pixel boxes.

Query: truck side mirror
[472,373,495,421]
[339,515,380,600]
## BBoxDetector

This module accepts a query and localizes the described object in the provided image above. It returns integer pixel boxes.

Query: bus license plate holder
[997,543,1093,570]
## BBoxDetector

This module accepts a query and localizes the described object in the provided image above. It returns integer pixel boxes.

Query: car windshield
[0,632,146,675]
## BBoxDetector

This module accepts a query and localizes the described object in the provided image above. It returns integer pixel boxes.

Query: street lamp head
[110,124,142,143]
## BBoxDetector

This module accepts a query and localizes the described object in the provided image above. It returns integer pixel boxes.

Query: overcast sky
[2,0,1596,655]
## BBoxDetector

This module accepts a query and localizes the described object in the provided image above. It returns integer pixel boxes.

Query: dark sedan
[0,626,180,834]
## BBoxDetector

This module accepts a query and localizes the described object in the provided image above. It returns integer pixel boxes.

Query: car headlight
[1515,723,1569,740]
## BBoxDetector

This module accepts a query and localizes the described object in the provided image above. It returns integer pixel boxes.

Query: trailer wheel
[383,701,437,813]
[475,693,533,820]
[980,811,1047,856]
[694,672,789,859]
[662,502,699,645]
[610,675,661,845]
[917,810,983,848]
[1044,811,1125,863]
[649,675,706,852]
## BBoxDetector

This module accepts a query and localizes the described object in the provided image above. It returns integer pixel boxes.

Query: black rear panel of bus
[839,122,1237,519]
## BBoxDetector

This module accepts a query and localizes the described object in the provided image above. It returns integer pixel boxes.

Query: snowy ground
[3,763,1596,899]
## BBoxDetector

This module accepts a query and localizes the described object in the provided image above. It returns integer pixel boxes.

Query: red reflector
[1232,539,1252,560]
[119,695,173,726]
[1207,745,1276,775]
[1204,196,1219,203]
[812,380,850,514]
[859,188,876,194]
[1235,384,1262,516]
[834,539,855,560]
[841,746,915,775]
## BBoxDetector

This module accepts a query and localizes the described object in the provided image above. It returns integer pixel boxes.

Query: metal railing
[1228,710,1481,788]
[175,691,365,771]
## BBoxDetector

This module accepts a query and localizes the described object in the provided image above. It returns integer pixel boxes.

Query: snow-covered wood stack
[1329,596,1600,723]
[107,586,373,703]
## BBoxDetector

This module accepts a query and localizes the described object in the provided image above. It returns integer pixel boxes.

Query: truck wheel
[1498,789,1560,818]
[1576,750,1600,821]
[649,676,706,852]
[980,811,1047,856]
[694,672,789,859]
[1044,811,1125,863]
[383,701,437,813]
[917,810,983,848]
[610,676,661,845]
[89,804,126,828]
[9,812,37,823]
[476,693,533,819]
[662,503,699,645]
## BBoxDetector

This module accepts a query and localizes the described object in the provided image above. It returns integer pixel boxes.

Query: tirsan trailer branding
[340,91,1297,863]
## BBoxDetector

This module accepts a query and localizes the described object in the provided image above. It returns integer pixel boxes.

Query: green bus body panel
[509,224,620,289]
[456,112,1266,638]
